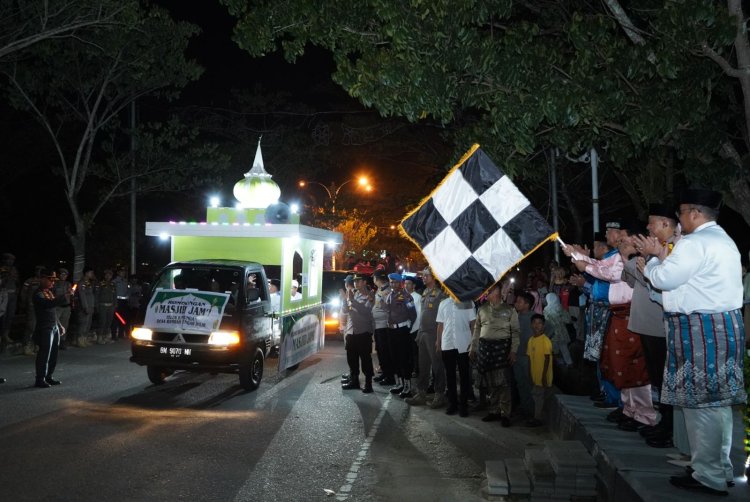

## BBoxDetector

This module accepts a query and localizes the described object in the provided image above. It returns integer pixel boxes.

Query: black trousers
[112,299,129,339]
[35,327,59,382]
[442,349,471,408]
[387,326,412,379]
[374,328,393,378]
[640,333,672,430]
[345,332,374,380]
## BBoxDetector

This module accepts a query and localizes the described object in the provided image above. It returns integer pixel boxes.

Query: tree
[0,0,124,61]
[1,1,203,279]
[331,212,377,270]
[225,0,750,228]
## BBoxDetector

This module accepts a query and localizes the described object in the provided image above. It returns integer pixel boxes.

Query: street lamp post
[298,176,372,214]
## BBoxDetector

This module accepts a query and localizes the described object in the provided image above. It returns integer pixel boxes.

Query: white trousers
[682,406,734,491]
[621,384,658,425]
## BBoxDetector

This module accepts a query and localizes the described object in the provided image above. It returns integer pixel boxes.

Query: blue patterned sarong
[662,309,747,408]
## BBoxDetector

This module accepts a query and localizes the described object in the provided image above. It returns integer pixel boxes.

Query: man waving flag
[400,144,557,301]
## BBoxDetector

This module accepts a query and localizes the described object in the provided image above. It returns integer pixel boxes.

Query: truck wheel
[147,366,169,385]
[239,348,264,391]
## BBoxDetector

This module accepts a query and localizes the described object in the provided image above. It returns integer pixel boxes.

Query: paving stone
[486,460,508,489]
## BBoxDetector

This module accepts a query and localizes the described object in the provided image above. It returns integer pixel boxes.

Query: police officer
[386,272,417,397]
[372,271,395,385]
[112,267,130,340]
[340,274,376,393]
[20,265,45,355]
[95,269,116,344]
[33,269,72,388]
[53,268,72,349]
[72,268,95,347]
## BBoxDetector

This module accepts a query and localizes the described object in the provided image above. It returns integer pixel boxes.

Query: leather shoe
[373,374,384,383]
[606,408,624,422]
[342,381,360,390]
[445,405,458,416]
[45,377,62,386]
[378,378,396,386]
[458,406,469,418]
[389,385,404,394]
[362,385,374,394]
[618,417,648,432]
[35,380,51,388]
[482,413,502,422]
[669,475,728,496]
[645,434,674,448]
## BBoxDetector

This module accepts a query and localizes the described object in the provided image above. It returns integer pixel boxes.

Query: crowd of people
[338,266,569,428]
[338,188,749,496]
[0,258,145,385]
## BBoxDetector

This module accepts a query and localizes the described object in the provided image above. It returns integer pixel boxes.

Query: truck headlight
[208,330,240,345]
[131,327,153,341]
[329,297,341,308]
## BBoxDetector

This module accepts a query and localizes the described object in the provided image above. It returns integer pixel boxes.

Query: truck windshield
[154,266,243,296]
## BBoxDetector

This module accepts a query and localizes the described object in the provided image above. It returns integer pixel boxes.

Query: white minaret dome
[232,138,281,209]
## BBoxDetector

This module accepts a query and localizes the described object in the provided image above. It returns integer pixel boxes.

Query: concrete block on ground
[486,460,509,495]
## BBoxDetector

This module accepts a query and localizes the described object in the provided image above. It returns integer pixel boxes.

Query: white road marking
[335,393,392,501]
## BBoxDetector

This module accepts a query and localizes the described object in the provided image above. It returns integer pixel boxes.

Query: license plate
[160,347,192,358]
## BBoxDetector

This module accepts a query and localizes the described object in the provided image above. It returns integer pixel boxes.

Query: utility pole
[130,100,137,275]
[550,148,559,263]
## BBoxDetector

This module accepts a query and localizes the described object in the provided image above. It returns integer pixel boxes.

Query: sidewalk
[549,394,748,501]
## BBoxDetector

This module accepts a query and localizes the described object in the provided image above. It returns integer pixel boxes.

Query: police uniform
[95,271,116,344]
[371,275,394,385]
[53,268,72,348]
[385,273,417,396]
[32,269,68,387]
[413,282,448,402]
[74,273,96,346]
[113,269,130,340]
[341,274,376,392]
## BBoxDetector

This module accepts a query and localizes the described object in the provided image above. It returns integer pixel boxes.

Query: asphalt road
[0,339,553,501]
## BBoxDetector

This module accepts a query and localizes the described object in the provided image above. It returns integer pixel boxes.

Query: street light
[298,176,372,214]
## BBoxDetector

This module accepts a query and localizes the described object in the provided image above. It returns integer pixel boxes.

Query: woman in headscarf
[542,292,573,366]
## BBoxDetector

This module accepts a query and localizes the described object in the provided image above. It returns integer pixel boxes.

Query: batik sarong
[662,309,747,408]
[584,301,611,362]
[600,304,649,389]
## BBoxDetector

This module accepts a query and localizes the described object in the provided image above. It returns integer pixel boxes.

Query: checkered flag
[400,144,557,301]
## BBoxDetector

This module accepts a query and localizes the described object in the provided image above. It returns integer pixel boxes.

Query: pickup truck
[130,259,278,391]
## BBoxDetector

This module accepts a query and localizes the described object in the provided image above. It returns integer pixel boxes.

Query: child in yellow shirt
[526,314,553,427]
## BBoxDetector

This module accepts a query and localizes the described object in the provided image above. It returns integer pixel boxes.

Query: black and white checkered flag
[400,144,557,301]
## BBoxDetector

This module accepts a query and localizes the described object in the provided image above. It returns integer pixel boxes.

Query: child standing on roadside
[526,314,553,427]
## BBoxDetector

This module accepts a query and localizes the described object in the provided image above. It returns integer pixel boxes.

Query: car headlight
[131,327,153,341]
[208,330,241,345]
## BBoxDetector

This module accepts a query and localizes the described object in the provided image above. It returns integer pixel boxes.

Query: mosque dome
[233,139,281,209]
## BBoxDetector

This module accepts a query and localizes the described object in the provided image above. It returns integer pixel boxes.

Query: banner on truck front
[144,288,230,333]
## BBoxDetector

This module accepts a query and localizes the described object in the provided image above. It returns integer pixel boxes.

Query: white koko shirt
[644,221,742,314]
[436,298,476,353]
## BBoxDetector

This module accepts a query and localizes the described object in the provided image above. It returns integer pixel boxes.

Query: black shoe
[458,406,469,418]
[590,391,606,402]
[594,401,619,409]
[373,374,384,383]
[669,474,728,496]
[399,389,412,398]
[341,374,351,382]
[389,385,404,394]
[45,377,62,386]
[501,416,511,427]
[342,381,360,390]
[638,424,665,437]
[0,377,6,384]
[379,378,396,386]
[618,417,647,432]
[35,380,51,388]
[362,384,374,394]
[482,413,502,422]
[426,384,435,394]
[606,408,624,422]
[645,435,674,448]
[445,405,458,416]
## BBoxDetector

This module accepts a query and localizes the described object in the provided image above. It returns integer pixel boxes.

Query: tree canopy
[225,0,750,230]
